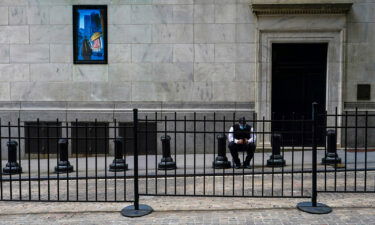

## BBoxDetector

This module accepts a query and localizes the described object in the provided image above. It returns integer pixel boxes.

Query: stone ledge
[0,101,255,112]
[252,3,353,15]
[344,102,375,110]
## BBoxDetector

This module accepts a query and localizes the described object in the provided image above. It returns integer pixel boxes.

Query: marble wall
[0,0,373,109]
[346,1,375,107]
[0,0,257,106]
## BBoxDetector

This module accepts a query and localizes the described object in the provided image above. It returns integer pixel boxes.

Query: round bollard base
[2,165,22,175]
[109,161,128,172]
[212,160,231,169]
[321,157,342,165]
[297,202,332,214]
[54,163,74,174]
[267,157,286,167]
[121,204,153,217]
[158,161,176,170]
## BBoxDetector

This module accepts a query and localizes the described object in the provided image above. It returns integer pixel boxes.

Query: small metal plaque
[357,84,371,100]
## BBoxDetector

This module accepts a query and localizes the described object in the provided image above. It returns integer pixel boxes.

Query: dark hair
[239,117,246,125]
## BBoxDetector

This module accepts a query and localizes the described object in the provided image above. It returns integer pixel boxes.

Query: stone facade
[0,0,374,157]
[0,0,258,106]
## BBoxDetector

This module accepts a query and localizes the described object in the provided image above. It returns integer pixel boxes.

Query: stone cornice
[251,3,353,15]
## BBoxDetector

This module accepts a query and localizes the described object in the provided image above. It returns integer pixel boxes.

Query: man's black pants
[228,142,256,166]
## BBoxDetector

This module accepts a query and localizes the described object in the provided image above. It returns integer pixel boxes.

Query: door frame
[256,31,346,146]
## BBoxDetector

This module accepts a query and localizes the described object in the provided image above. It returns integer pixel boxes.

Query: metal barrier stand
[297,103,332,214]
[121,109,153,217]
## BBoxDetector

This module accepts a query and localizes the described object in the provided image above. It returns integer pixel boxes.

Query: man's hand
[237,139,244,144]
[244,138,248,144]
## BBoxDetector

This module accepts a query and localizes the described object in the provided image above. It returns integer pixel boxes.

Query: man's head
[239,117,246,129]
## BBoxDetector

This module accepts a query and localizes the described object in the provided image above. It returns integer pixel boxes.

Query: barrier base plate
[297,202,332,214]
[121,204,153,217]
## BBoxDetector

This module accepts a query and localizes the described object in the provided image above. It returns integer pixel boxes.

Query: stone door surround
[252,2,353,145]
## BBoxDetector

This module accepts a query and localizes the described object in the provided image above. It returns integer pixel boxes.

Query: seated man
[228,117,256,169]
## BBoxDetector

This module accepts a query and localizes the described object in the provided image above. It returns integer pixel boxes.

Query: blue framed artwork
[73,5,107,64]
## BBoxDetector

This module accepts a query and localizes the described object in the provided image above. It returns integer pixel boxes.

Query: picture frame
[73,5,108,64]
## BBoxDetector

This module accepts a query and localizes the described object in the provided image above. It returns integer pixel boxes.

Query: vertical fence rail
[174,112,177,195]
[312,104,318,207]
[344,111,348,191]
[354,108,358,192]
[133,109,139,210]
[0,119,2,200]
[121,108,153,217]
[8,121,12,200]
[145,116,148,196]
[297,103,332,214]
[17,119,21,200]
[364,111,368,191]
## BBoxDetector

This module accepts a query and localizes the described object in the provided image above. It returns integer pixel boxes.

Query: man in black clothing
[228,117,256,169]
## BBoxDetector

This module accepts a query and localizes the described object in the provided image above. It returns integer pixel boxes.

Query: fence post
[121,108,153,217]
[297,102,332,214]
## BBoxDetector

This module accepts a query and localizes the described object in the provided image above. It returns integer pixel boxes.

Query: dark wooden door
[272,43,327,146]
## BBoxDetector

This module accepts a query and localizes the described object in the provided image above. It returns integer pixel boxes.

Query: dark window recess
[357,84,371,100]
[119,122,157,155]
[71,122,109,154]
[25,122,62,154]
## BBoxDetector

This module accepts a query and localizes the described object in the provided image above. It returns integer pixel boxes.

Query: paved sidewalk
[0,193,374,224]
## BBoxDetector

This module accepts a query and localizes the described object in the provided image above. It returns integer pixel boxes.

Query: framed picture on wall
[73,5,108,64]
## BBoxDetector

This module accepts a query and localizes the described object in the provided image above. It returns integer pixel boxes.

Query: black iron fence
[0,119,134,202]
[136,110,312,199]
[318,108,375,193]
[0,104,374,216]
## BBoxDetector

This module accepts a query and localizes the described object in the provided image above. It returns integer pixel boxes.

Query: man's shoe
[233,163,241,169]
[243,164,251,169]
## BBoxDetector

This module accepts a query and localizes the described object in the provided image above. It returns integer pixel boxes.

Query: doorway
[271,43,328,146]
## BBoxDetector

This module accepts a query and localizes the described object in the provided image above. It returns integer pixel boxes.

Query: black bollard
[109,137,128,172]
[212,134,231,169]
[321,130,341,165]
[2,141,22,175]
[267,133,286,167]
[158,135,176,170]
[54,139,73,174]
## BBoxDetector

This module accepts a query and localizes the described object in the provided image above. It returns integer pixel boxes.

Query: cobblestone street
[0,193,374,224]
